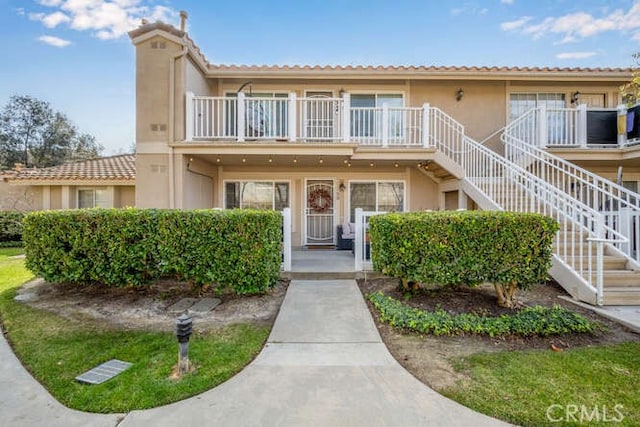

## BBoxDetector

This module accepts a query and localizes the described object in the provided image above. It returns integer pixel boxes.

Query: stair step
[601,271,640,287]
[566,256,628,270]
[603,288,640,305]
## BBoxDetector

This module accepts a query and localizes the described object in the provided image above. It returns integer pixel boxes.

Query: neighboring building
[0,154,135,211]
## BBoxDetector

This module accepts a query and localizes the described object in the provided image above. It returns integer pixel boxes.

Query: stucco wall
[0,182,43,211]
[136,153,170,208]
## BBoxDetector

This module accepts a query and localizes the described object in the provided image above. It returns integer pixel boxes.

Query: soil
[357,278,640,391]
[15,278,288,332]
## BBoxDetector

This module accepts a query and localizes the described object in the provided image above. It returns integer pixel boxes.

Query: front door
[305,179,335,246]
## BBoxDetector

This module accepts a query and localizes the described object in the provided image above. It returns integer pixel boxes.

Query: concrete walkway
[1,280,509,426]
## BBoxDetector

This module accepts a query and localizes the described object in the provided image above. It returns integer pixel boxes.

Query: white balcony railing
[186,92,429,147]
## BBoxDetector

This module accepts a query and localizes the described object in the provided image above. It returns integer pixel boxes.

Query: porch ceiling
[188,154,435,169]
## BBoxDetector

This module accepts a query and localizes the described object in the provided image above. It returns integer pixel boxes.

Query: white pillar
[458,188,467,210]
[342,92,351,143]
[61,186,70,209]
[282,207,292,271]
[42,186,51,210]
[619,208,632,257]
[288,92,297,142]
[538,104,548,148]
[381,103,389,147]
[617,104,628,147]
[237,92,246,142]
[422,103,430,147]
[185,91,194,141]
[576,103,587,147]
[355,208,363,271]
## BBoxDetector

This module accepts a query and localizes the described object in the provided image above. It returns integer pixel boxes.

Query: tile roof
[1,154,135,182]
[129,21,633,77]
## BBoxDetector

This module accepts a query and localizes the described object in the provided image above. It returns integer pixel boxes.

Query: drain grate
[75,359,132,385]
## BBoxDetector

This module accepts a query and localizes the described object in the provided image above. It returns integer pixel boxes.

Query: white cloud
[41,11,71,27]
[500,1,640,43]
[556,51,597,59]
[500,16,531,31]
[501,0,514,4]
[38,35,72,47]
[29,0,178,41]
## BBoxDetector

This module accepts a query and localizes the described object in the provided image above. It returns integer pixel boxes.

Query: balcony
[185,92,430,147]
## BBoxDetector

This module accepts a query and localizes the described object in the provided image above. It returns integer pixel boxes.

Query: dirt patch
[358,278,640,390]
[16,278,288,332]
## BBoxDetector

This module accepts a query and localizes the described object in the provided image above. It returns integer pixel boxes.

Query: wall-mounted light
[339,88,345,97]
[571,91,581,105]
[319,157,324,164]
[293,156,298,164]
[216,157,221,163]
[268,157,273,163]
[242,157,246,163]
[339,182,346,192]
[456,88,464,102]
[370,162,375,167]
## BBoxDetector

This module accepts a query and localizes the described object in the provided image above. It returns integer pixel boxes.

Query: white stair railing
[428,107,625,305]
[503,107,640,266]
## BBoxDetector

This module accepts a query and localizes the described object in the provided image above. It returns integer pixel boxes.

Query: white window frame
[223,180,291,211]
[348,180,406,222]
[77,187,111,209]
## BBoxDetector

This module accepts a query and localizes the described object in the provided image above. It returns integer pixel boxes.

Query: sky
[1,0,640,154]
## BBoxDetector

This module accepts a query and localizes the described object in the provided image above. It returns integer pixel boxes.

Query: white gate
[305,180,335,245]
[354,208,386,270]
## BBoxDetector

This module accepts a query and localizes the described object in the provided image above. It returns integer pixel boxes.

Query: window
[78,188,109,208]
[225,181,289,211]
[509,93,565,122]
[510,93,567,144]
[350,181,404,221]
[350,94,403,140]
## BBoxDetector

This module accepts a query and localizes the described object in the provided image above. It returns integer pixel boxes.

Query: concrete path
[120,280,508,426]
[1,279,509,426]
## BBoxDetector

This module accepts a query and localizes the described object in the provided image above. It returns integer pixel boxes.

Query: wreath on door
[308,187,333,213]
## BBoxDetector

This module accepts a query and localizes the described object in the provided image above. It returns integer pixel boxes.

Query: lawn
[443,343,640,426]
[0,248,269,413]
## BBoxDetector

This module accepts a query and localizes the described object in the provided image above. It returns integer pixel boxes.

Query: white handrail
[429,107,626,305]
[503,107,640,266]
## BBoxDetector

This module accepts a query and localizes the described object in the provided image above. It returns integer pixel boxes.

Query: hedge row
[368,292,597,337]
[369,211,558,291]
[23,209,282,294]
[0,211,24,243]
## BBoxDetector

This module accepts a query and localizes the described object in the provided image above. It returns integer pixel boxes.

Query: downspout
[168,42,188,208]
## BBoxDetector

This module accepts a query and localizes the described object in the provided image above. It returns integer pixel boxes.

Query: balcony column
[342,92,351,143]
[422,103,430,147]
[288,92,297,142]
[381,103,389,147]
[537,104,548,148]
[237,92,246,142]
[617,104,628,147]
[577,103,587,147]
[185,91,194,141]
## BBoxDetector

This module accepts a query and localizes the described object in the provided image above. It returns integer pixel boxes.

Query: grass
[0,248,270,413]
[443,343,640,426]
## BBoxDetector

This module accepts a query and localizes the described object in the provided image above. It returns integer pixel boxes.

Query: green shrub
[369,211,559,307]
[23,209,282,294]
[0,241,23,248]
[368,292,597,337]
[0,211,25,243]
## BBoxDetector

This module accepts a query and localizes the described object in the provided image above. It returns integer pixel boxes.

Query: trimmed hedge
[0,211,25,243]
[368,292,597,337]
[23,209,282,294]
[369,211,559,291]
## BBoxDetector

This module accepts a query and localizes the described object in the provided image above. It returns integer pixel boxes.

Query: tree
[0,95,103,169]
[621,53,640,106]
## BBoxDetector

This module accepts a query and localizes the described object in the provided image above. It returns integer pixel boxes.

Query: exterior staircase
[424,106,640,306]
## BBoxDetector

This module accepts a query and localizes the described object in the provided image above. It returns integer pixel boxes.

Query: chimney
[13,163,23,171]
[141,18,149,26]
[180,10,188,32]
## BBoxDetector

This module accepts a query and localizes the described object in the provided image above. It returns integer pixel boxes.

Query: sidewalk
[1,280,510,426]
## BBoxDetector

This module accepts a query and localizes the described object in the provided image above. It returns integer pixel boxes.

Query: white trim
[42,186,51,210]
[347,180,406,222]
[222,180,292,211]
[61,186,69,209]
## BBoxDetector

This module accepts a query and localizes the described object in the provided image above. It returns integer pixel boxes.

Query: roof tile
[1,154,135,182]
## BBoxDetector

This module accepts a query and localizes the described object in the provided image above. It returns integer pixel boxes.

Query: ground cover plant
[0,248,270,412]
